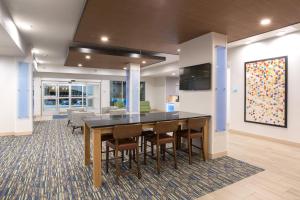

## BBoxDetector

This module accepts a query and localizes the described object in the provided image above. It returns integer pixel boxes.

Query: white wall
[229,32,300,143]
[166,77,179,97]
[0,56,33,134]
[179,32,228,155]
[143,77,166,111]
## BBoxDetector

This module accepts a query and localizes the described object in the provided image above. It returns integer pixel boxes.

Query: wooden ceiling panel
[65,49,165,69]
[74,0,300,54]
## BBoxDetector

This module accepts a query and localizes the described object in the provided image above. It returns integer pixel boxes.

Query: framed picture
[244,56,288,128]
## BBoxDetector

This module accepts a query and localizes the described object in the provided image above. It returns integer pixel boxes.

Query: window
[110,81,126,107]
[140,82,145,101]
[110,81,146,107]
[42,82,101,114]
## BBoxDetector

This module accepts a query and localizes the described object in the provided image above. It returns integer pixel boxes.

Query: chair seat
[146,133,175,144]
[107,138,138,150]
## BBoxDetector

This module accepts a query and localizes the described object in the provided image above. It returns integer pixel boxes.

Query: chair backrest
[140,101,151,113]
[188,118,205,131]
[154,120,178,135]
[109,109,127,115]
[113,124,142,139]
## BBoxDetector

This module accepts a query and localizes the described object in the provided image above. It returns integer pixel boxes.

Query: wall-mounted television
[179,63,212,90]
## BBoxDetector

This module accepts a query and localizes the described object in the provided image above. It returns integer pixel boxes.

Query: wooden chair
[106,124,142,179]
[179,118,205,164]
[144,121,178,174]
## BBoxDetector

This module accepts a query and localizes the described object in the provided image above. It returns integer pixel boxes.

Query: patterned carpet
[0,120,264,200]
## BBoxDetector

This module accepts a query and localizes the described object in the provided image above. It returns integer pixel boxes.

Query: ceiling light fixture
[142,60,146,64]
[260,18,271,26]
[123,67,127,70]
[78,63,83,67]
[31,48,39,54]
[172,72,176,76]
[177,49,181,52]
[85,55,91,60]
[101,36,109,42]
[17,22,32,31]
[130,53,140,58]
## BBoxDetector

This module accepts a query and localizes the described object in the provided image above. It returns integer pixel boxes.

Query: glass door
[42,83,58,115]
[58,84,70,113]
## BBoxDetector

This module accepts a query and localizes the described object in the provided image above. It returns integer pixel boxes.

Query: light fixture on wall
[17,22,32,31]
[101,36,109,42]
[85,55,91,60]
[31,48,40,54]
[260,18,271,26]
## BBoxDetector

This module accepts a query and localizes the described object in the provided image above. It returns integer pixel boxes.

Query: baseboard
[229,129,300,148]
[0,131,32,136]
[209,151,227,159]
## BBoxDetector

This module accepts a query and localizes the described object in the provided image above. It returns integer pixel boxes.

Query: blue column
[125,63,140,113]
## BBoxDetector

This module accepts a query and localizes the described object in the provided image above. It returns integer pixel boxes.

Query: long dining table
[83,111,211,187]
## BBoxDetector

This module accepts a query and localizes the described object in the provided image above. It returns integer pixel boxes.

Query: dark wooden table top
[84,111,211,128]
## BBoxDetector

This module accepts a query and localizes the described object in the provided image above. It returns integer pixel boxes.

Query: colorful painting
[244,56,288,127]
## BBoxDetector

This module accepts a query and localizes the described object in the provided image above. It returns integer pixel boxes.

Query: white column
[179,32,228,158]
[126,63,140,113]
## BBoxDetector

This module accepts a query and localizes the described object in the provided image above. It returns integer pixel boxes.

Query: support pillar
[125,63,140,113]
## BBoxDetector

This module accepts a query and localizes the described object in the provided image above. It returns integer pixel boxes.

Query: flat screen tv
[179,63,211,90]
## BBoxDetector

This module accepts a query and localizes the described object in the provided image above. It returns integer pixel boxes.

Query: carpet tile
[0,120,264,199]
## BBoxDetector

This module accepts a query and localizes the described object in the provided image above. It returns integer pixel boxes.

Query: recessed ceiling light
[101,36,109,42]
[123,67,127,70]
[260,18,271,26]
[177,49,181,52]
[85,55,91,60]
[142,60,146,64]
[31,48,39,54]
[130,53,140,58]
[78,63,82,67]
[172,72,176,76]
[17,22,32,31]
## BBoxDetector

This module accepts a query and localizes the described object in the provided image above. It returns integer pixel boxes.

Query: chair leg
[156,143,160,174]
[151,143,154,156]
[67,120,70,126]
[115,148,120,179]
[72,127,75,134]
[129,150,132,169]
[144,139,147,165]
[121,150,125,166]
[140,136,143,152]
[172,141,177,169]
[188,137,192,165]
[200,136,205,161]
[136,145,141,179]
[106,144,109,173]
[162,144,166,161]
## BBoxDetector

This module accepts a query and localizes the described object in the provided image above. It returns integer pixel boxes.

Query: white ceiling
[0,25,23,56]
[3,0,85,65]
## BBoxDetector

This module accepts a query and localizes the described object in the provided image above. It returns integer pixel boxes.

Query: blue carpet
[0,120,264,199]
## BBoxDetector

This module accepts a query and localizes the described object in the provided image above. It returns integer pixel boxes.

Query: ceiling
[3,0,85,65]
[66,48,166,69]
[0,26,23,56]
[74,0,300,55]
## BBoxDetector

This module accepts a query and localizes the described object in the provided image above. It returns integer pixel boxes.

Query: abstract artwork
[244,56,288,127]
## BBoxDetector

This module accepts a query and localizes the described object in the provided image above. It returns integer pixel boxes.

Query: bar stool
[106,124,143,179]
[144,121,178,174]
[179,118,205,164]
